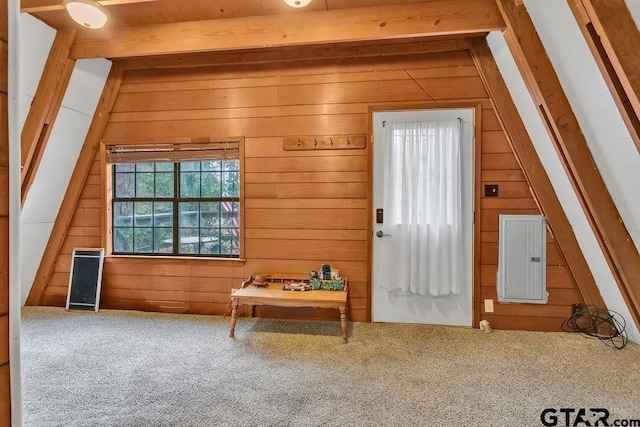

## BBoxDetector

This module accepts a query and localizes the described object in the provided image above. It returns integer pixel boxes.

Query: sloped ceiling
[489,0,640,341]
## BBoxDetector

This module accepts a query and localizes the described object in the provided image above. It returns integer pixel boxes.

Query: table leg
[230,299,239,338]
[339,304,348,344]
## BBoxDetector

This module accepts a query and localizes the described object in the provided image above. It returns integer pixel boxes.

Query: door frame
[367,102,483,326]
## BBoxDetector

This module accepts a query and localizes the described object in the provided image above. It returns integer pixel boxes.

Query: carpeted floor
[20,307,640,427]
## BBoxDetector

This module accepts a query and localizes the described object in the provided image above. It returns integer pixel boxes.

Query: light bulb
[284,0,312,8]
[63,0,108,29]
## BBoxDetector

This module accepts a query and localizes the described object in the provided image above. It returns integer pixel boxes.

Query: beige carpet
[20,307,640,427]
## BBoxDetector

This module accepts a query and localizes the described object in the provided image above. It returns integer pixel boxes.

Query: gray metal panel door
[497,215,548,304]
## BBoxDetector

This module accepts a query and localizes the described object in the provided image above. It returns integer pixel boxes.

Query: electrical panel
[497,215,548,304]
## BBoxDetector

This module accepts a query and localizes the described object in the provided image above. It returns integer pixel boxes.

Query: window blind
[105,141,239,163]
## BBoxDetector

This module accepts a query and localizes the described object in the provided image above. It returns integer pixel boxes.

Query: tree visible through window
[112,160,240,257]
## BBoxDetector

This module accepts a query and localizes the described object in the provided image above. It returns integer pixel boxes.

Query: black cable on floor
[561,305,628,349]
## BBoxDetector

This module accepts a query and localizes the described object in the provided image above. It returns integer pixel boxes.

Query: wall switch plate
[484,299,494,313]
[484,184,499,197]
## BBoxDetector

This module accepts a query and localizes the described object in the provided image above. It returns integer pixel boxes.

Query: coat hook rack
[283,135,367,151]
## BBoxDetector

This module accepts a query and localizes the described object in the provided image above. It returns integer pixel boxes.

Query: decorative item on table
[282,281,311,291]
[251,274,269,287]
[320,264,332,280]
[321,277,345,291]
[309,276,322,290]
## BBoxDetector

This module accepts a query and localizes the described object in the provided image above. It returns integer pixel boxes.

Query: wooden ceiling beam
[21,0,157,13]
[566,0,640,154]
[468,36,606,310]
[21,27,76,204]
[69,0,505,59]
[495,0,640,329]
[26,62,124,306]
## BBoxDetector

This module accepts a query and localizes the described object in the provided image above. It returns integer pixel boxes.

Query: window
[107,141,242,257]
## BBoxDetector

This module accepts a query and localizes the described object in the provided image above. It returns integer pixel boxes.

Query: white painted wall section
[487,28,640,344]
[18,14,55,130]
[19,15,111,304]
[525,0,640,251]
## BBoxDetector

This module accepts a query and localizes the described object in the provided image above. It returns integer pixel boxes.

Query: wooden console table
[229,277,348,343]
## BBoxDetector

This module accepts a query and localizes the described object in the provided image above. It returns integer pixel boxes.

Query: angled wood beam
[468,37,606,310]
[567,0,640,153]
[21,0,157,13]
[70,0,505,59]
[21,27,76,203]
[26,62,124,306]
[495,0,640,329]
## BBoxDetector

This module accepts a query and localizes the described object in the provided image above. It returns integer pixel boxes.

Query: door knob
[376,230,391,238]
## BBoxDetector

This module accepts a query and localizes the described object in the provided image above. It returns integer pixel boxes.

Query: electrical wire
[561,305,628,349]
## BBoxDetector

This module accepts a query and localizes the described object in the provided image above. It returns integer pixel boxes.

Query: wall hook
[330,137,334,146]
[347,137,351,145]
[297,138,301,146]
[314,137,318,146]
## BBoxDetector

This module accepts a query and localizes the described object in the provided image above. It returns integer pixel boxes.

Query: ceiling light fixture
[63,0,108,29]
[284,0,312,8]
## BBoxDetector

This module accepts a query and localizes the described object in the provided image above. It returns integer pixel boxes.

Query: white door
[372,109,474,326]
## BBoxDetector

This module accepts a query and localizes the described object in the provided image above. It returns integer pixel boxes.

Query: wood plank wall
[0,0,11,421]
[39,45,584,330]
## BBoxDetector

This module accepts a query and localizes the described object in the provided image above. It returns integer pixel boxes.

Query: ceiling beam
[566,0,640,154]
[496,0,640,329]
[21,27,76,204]
[468,36,606,311]
[69,0,505,59]
[21,0,157,13]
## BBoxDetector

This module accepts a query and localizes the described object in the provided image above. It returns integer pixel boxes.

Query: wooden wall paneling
[102,118,276,140]
[20,28,76,203]
[567,0,640,153]
[43,43,581,330]
[245,208,366,230]
[244,198,367,209]
[495,1,640,329]
[26,63,124,306]
[119,38,471,71]
[70,0,505,59]
[122,50,477,85]
[0,39,5,94]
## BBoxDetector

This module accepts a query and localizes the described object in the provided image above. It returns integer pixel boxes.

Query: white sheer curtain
[379,119,464,296]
